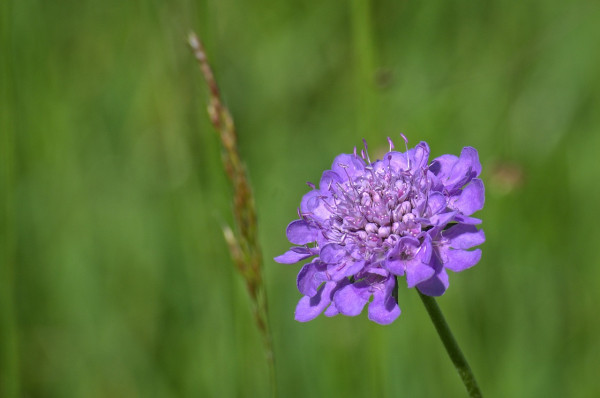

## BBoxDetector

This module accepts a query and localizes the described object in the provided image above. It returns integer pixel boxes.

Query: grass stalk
[188,32,276,398]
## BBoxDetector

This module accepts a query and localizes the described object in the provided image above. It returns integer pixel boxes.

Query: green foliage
[2,0,600,396]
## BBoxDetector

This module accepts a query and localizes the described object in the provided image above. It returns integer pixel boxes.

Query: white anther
[378,226,391,238]
[402,213,415,223]
[365,223,378,234]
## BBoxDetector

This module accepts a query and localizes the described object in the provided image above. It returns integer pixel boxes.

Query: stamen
[400,133,410,170]
[400,133,409,146]
[362,139,372,164]
[339,167,361,197]
[340,233,348,243]
[387,136,395,151]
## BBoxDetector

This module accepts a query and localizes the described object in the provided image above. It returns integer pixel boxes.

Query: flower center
[323,164,424,256]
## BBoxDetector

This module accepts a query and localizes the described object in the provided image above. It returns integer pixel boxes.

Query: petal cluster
[275,139,485,324]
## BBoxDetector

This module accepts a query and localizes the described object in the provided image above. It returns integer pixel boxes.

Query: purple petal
[342,259,366,277]
[367,267,389,279]
[367,277,401,325]
[416,256,449,296]
[324,260,361,282]
[333,282,370,316]
[405,237,435,288]
[383,151,409,172]
[385,236,419,275]
[324,304,339,317]
[296,262,321,297]
[386,236,434,286]
[371,159,387,175]
[331,153,366,180]
[445,147,481,189]
[406,261,435,288]
[452,178,485,216]
[457,147,482,177]
[429,211,457,227]
[427,192,448,215]
[416,270,449,296]
[295,281,336,322]
[385,260,406,276]
[286,219,318,245]
[320,243,346,264]
[442,248,482,272]
[443,224,485,250]
[368,295,401,325]
[453,215,482,225]
[429,154,458,177]
[385,258,405,276]
[408,141,430,171]
[319,170,343,190]
[300,190,331,221]
[274,247,313,264]
[426,170,443,191]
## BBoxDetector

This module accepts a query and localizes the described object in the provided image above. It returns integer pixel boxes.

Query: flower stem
[417,291,483,398]
[1,15,20,395]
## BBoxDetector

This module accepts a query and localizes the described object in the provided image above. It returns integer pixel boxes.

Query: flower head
[275,138,485,324]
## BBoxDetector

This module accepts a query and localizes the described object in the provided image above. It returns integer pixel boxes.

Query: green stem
[418,291,483,398]
[1,1,20,395]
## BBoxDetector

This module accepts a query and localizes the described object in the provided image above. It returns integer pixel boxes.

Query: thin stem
[418,291,483,398]
[188,32,276,397]
[1,2,20,394]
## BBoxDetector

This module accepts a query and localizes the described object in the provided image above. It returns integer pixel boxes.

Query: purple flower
[275,138,485,324]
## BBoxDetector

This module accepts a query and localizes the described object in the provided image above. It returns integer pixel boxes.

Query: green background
[2,0,600,397]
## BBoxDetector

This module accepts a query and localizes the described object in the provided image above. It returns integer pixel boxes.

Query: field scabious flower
[275,137,485,324]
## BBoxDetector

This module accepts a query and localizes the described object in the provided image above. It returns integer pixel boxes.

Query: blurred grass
[2,0,600,397]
